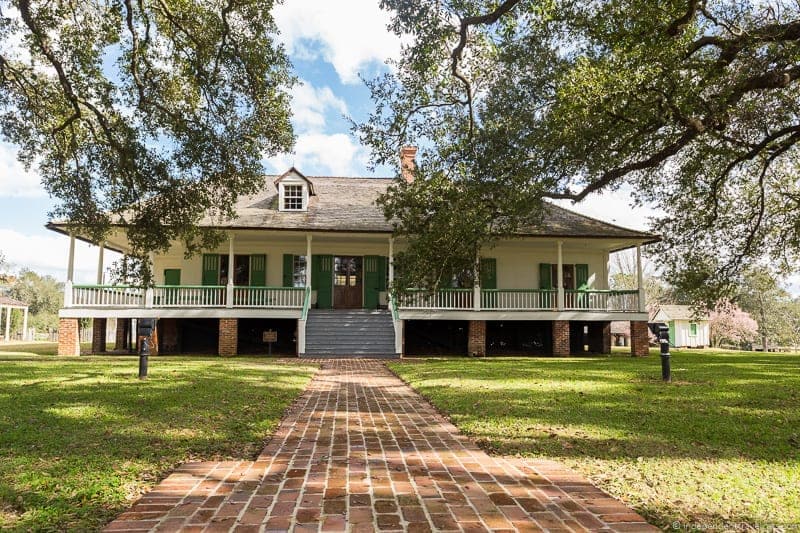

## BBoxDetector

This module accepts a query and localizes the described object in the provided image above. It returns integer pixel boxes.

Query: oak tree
[0,0,294,283]
[361,0,800,299]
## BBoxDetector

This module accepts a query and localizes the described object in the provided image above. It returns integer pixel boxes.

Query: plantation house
[48,147,658,358]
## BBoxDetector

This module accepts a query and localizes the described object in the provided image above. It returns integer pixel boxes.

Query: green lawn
[0,350,315,531]
[389,350,800,529]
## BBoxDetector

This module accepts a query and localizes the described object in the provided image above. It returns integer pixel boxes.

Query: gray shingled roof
[651,305,710,321]
[0,296,28,307]
[197,175,658,240]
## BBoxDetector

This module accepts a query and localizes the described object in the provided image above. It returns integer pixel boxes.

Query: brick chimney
[400,146,418,184]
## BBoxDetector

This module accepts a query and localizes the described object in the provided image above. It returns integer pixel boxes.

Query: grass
[0,347,316,531]
[389,349,800,529]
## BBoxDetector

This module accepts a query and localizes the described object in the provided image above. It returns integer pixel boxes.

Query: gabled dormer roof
[273,167,316,196]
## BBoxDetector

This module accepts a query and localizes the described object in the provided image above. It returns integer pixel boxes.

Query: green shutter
[480,258,497,289]
[668,321,676,347]
[282,254,294,287]
[364,255,381,309]
[312,255,333,309]
[202,254,219,286]
[164,269,181,285]
[539,263,552,290]
[378,256,389,291]
[576,264,589,290]
[250,255,266,286]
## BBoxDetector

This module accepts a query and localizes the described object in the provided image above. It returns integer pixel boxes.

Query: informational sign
[262,330,278,343]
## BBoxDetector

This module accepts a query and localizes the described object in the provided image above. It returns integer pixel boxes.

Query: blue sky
[0,0,657,284]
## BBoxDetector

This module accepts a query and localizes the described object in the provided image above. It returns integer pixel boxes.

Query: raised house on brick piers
[47,148,658,358]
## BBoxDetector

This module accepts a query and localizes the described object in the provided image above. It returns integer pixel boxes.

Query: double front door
[334,256,363,308]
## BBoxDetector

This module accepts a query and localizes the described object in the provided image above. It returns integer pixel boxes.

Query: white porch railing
[67,285,305,310]
[399,289,474,310]
[232,287,305,308]
[72,285,145,307]
[481,289,557,310]
[563,290,639,312]
[398,288,639,312]
[153,286,227,308]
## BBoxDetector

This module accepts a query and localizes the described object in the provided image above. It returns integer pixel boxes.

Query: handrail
[389,290,399,321]
[301,286,312,320]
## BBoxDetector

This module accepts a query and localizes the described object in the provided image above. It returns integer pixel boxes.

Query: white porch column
[64,232,76,307]
[473,253,481,311]
[67,231,76,282]
[226,233,234,308]
[22,308,28,341]
[305,234,312,288]
[4,306,10,342]
[96,242,105,285]
[388,237,394,286]
[636,243,645,312]
[145,251,155,308]
[557,240,564,310]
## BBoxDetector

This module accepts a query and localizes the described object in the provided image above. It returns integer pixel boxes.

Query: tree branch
[450,0,522,137]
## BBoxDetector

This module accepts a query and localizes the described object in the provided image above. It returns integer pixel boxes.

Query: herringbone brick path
[105,360,656,532]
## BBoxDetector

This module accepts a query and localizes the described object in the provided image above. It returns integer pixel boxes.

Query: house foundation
[58,318,80,356]
[630,320,650,357]
[219,318,238,356]
[553,320,570,356]
[91,318,107,353]
[602,321,612,354]
[467,320,486,357]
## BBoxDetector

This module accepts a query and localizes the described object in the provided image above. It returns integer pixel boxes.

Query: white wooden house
[48,147,659,358]
[650,305,710,348]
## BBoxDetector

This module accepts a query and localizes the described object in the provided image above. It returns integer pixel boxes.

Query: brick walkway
[105,360,656,532]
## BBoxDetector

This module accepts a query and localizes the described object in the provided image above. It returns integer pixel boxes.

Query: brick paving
[105,360,657,532]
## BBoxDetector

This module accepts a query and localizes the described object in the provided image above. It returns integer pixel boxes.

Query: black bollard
[658,324,671,382]
[139,336,149,379]
[137,318,155,380]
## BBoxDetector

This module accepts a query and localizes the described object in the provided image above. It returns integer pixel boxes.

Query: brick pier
[104,360,655,532]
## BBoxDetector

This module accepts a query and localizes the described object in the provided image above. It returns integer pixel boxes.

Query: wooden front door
[334,256,363,308]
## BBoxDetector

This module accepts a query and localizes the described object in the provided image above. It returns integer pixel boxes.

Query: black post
[138,336,149,379]
[137,318,155,380]
[658,324,671,382]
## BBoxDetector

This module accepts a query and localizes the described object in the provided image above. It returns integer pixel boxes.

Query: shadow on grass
[0,358,315,531]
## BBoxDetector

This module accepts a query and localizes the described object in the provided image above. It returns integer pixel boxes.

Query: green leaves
[360,0,800,300]
[0,0,295,284]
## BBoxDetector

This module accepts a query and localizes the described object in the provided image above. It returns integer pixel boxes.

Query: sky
[0,0,659,285]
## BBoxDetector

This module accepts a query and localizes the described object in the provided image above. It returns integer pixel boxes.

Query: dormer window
[283,184,304,210]
[275,167,314,212]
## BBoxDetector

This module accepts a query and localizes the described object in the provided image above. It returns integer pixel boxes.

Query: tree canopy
[0,0,294,283]
[361,0,800,299]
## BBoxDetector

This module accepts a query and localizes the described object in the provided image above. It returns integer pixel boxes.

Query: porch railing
[232,286,305,308]
[563,289,639,312]
[72,285,145,307]
[68,284,305,310]
[398,289,474,310]
[153,286,226,308]
[398,288,640,312]
[481,289,557,310]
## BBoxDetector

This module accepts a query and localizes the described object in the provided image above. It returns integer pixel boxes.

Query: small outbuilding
[649,305,709,348]
[0,295,30,342]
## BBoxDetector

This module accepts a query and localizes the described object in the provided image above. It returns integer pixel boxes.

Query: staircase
[303,309,398,358]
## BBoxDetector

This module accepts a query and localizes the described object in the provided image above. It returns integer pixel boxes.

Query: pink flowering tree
[710,300,759,349]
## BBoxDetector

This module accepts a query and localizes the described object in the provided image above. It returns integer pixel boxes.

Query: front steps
[303,309,398,358]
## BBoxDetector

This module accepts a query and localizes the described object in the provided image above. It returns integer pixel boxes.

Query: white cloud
[291,82,349,132]
[0,142,45,198]
[0,228,119,284]
[273,0,401,84]
[267,133,368,176]
[553,186,663,232]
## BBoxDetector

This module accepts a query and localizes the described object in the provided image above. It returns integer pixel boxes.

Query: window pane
[219,255,229,285]
[293,255,307,287]
[234,255,250,286]
[283,184,304,210]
